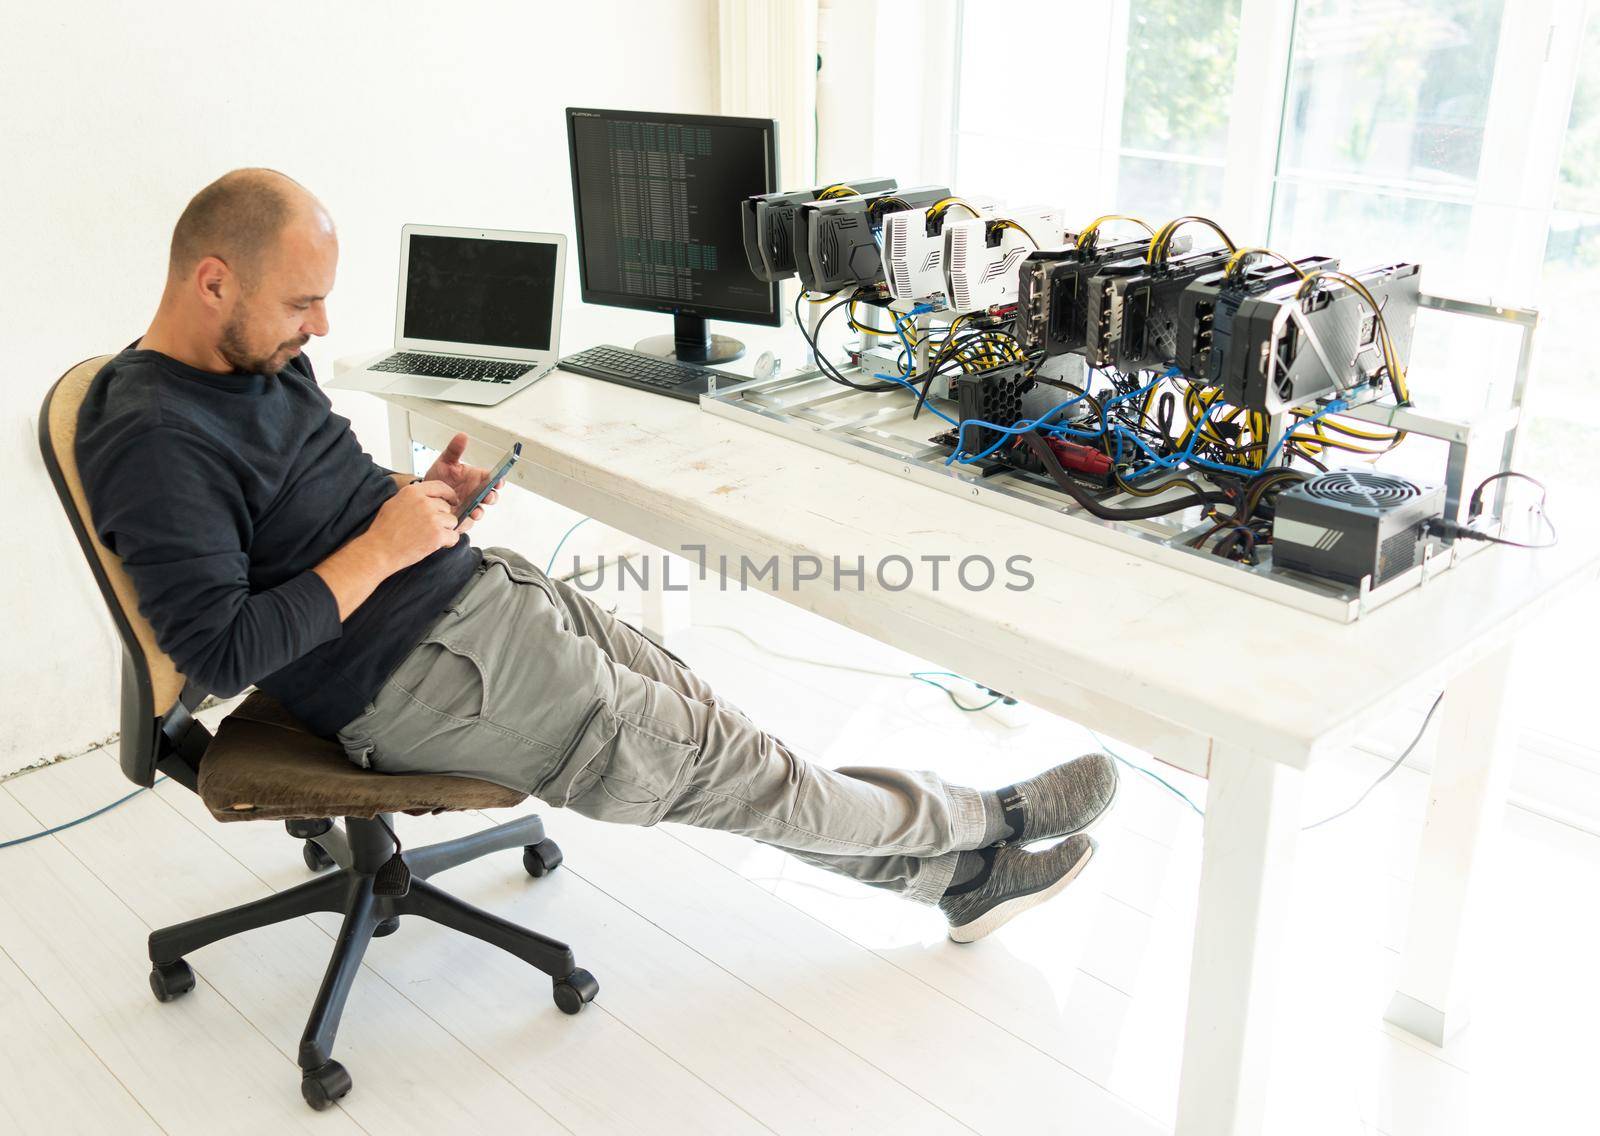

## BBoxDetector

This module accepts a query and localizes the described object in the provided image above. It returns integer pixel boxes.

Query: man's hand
[313,480,467,619]
[367,480,468,570]
[423,432,502,524]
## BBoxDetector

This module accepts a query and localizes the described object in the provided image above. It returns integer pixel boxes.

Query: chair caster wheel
[300,1060,352,1110]
[302,840,335,872]
[149,959,195,1003]
[523,839,563,878]
[553,967,598,1014]
[372,915,401,938]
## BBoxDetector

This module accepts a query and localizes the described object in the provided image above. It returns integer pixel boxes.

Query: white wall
[4,0,719,775]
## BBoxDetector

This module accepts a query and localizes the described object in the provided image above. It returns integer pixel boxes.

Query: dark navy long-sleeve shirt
[76,345,479,736]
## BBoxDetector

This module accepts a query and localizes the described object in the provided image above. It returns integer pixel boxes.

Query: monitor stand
[634,312,746,365]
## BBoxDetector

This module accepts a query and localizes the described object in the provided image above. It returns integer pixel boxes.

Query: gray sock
[979,791,1013,846]
[988,753,1119,846]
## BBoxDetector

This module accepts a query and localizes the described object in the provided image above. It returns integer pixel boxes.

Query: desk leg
[387,402,416,475]
[1176,744,1303,1136]
[639,550,693,646]
[1385,641,1518,1046]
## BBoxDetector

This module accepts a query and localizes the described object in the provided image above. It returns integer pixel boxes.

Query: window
[1269,0,1506,297]
[1529,10,1600,489]
[1117,0,1241,218]
[953,0,1242,223]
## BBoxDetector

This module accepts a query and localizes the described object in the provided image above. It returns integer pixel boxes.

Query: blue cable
[1042,389,1263,481]
[545,516,592,575]
[865,309,963,426]
[1084,731,1206,817]
[0,775,170,851]
[909,671,1003,712]
[873,372,959,426]
[1260,399,1347,470]
[890,311,919,377]
[948,390,1096,466]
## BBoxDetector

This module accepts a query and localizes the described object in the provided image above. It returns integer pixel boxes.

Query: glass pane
[954,139,1099,219]
[1115,155,1226,223]
[1270,179,1475,292]
[956,0,1071,137]
[1522,211,1600,491]
[1120,0,1242,159]
[1556,10,1600,212]
[1279,0,1505,189]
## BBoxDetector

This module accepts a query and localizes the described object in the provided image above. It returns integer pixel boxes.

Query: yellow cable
[1223,247,1309,281]
[1146,215,1237,265]
[848,300,904,338]
[1076,214,1154,249]
[926,196,982,225]
[989,219,1041,248]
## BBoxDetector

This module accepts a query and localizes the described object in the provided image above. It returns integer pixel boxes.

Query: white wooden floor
[2,578,1596,1135]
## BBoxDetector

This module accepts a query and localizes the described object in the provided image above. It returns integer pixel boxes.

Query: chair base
[145,813,597,1111]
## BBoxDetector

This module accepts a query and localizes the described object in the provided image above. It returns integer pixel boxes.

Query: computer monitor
[566,106,779,364]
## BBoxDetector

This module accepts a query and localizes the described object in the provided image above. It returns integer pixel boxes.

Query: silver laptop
[331,224,567,406]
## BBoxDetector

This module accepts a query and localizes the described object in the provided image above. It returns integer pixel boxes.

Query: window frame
[950,0,1589,306]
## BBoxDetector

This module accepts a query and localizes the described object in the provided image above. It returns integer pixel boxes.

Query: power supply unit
[1271,470,1443,587]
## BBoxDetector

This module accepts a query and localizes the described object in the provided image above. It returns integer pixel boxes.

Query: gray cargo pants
[336,548,990,904]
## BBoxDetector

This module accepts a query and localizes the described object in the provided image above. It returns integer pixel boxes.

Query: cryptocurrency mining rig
[721,197,1552,619]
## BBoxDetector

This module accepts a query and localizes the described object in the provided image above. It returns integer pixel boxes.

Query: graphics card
[795,185,952,295]
[741,177,898,282]
[882,195,1003,304]
[943,207,1070,314]
[1221,263,1421,413]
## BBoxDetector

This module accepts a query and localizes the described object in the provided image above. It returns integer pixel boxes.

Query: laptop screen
[402,233,558,351]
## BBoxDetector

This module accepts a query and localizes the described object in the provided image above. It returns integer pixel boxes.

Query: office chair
[39,356,599,1111]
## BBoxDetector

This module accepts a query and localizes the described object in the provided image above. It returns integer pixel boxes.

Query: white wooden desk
[336,340,1598,1136]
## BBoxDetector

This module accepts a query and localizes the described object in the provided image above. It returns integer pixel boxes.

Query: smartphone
[454,442,521,527]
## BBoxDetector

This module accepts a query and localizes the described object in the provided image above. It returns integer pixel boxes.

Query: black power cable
[1019,431,1235,520]
[793,291,902,393]
[1427,469,1558,550]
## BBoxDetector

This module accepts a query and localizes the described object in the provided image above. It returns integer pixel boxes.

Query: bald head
[149,168,338,375]
[168,168,330,287]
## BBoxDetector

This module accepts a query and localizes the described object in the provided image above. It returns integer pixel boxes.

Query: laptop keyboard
[372,352,535,383]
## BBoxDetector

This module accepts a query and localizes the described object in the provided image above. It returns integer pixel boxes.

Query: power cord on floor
[1302,693,1444,831]
[0,775,169,851]
[699,624,1205,808]
[698,624,1004,714]
[1084,730,1206,818]
[695,624,1446,829]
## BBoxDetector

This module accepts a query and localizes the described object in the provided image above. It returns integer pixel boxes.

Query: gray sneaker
[993,753,1119,846]
[939,835,1097,943]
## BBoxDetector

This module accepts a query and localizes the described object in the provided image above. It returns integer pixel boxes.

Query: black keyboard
[559,345,722,402]
[371,351,535,384]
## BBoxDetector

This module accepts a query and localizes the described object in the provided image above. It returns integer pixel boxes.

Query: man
[78,169,1119,942]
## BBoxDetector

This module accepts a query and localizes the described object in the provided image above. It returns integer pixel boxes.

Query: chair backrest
[38,356,204,789]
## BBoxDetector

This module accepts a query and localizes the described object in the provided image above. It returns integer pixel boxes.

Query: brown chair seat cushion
[199,691,527,822]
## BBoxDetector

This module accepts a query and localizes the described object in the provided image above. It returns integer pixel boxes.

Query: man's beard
[219,312,307,375]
